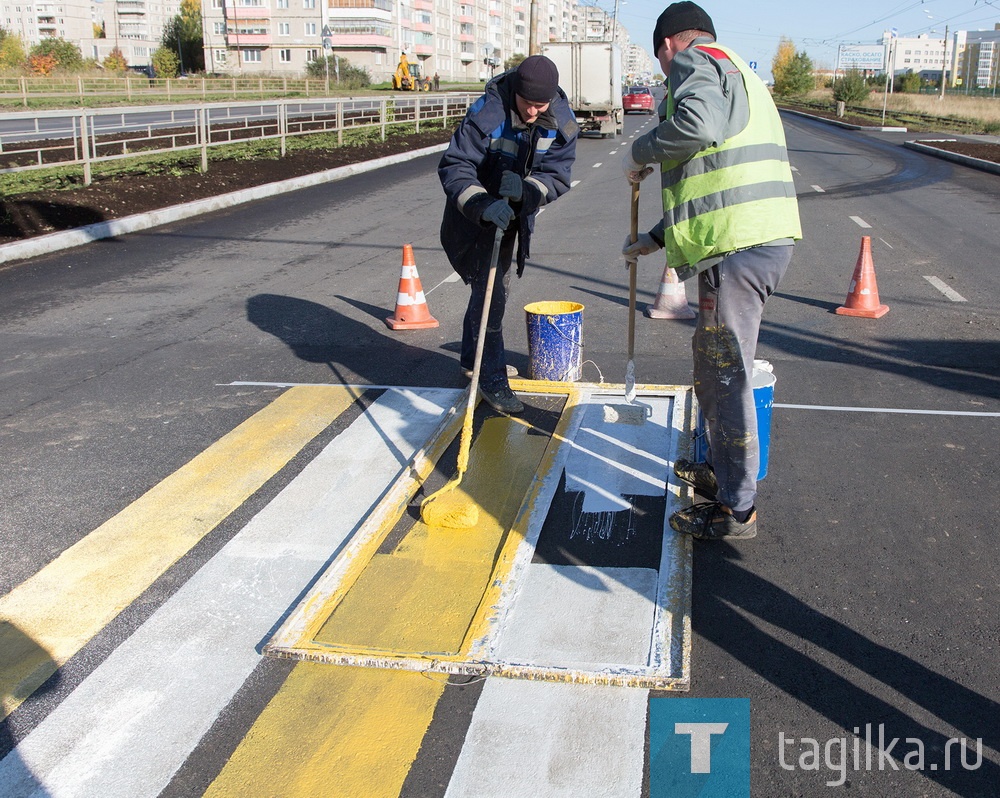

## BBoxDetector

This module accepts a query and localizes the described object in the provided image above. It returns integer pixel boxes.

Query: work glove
[622,149,654,184]
[482,199,515,230]
[499,170,523,202]
[622,232,662,263]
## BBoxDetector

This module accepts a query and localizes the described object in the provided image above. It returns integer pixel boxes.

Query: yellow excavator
[392,52,430,91]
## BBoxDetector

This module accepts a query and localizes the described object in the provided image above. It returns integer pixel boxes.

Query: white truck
[540,41,624,138]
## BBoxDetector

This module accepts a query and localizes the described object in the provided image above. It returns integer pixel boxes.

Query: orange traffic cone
[645,262,696,319]
[385,244,439,330]
[835,236,889,318]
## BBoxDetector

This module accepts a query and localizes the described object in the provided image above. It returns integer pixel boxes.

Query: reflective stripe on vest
[661,43,801,267]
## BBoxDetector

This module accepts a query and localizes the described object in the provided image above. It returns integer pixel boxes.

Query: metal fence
[0,93,475,185]
[0,75,390,106]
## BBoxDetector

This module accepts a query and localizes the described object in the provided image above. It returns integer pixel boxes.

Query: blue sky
[611,0,1000,78]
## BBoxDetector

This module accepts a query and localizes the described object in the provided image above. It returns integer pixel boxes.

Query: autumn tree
[162,0,204,73]
[0,28,27,72]
[152,46,180,78]
[772,37,814,96]
[103,47,129,73]
[29,37,83,72]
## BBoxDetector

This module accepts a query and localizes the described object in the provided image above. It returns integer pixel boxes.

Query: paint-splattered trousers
[694,244,793,513]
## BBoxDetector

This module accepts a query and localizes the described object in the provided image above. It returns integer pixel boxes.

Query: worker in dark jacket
[439,55,578,414]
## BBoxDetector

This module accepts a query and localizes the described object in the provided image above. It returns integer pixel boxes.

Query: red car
[623,85,655,114]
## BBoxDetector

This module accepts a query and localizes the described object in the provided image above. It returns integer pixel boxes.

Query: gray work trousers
[693,244,793,513]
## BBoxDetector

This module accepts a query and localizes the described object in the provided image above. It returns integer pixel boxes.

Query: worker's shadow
[0,622,57,795]
[688,548,1000,795]
[246,293,459,387]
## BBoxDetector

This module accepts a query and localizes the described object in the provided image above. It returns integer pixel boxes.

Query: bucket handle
[545,316,584,349]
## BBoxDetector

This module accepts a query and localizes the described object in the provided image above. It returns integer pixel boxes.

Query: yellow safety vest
[660,43,801,268]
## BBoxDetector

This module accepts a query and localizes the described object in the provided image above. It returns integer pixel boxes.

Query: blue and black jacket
[438,70,578,281]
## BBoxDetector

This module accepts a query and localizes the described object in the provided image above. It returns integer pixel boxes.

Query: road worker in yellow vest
[622,1,802,541]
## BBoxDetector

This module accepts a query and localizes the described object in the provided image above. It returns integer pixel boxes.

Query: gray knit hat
[652,2,716,53]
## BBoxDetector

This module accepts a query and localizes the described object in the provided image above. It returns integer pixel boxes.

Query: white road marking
[850,216,872,228]
[537,208,545,215]
[879,238,894,249]
[924,276,968,302]
[445,680,646,798]
[426,271,462,294]
[609,150,618,155]
[0,388,457,798]
[811,185,825,192]
[593,162,602,168]
[776,403,999,417]
[791,165,799,172]
[570,180,581,187]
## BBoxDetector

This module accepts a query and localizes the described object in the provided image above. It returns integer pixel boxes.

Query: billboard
[837,45,886,71]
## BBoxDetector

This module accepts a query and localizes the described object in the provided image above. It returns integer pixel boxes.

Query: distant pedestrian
[433,72,440,91]
[621,2,801,540]
[438,55,578,414]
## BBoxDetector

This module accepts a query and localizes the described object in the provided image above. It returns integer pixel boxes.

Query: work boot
[463,364,518,379]
[669,502,757,541]
[673,458,718,499]
[479,384,524,414]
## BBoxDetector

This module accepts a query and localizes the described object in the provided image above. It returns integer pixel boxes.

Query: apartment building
[200,0,642,83]
[83,0,182,69]
[952,26,1000,90]
[1,0,93,47]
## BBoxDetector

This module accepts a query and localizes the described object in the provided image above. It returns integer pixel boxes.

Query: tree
[771,36,795,90]
[306,55,371,88]
[772,39,814,96]
[152,46,180,78]
[162,0,204,73]
[0,29,26,71]
[896,70,921,93]
[504,53,526,70]
[29,38,83,72]
[833,68,869,104]
[103,47,128,74]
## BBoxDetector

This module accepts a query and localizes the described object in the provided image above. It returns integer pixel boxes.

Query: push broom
[420,206,507,529]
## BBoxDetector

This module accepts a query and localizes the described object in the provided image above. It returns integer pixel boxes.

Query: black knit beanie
[652,2,716,53]
[514,55,559,103]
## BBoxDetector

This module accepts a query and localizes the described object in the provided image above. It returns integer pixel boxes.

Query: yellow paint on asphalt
[312,416,547,657]
[203,663,445,798]
[0,386,356,719]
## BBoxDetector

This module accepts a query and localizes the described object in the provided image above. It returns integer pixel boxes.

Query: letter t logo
[675,723,729,773]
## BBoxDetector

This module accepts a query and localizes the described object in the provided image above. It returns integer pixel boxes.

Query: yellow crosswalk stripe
[204,663,445,798]
[0,386,356,720]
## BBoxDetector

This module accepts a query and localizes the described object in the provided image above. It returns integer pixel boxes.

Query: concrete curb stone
[0,142,449,266]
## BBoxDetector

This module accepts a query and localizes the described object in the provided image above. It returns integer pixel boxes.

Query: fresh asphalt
[1,108,998,795]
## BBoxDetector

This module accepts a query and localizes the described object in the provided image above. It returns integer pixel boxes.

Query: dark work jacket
[438,71,578,281]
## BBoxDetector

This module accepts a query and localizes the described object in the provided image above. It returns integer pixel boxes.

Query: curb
[903,139,1000,177]
[779,107,907,133]
[0,142,449,265]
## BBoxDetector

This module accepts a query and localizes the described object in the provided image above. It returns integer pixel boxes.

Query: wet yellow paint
[0,386,354,720]
[313,416,548,657]
[204,663,444,798]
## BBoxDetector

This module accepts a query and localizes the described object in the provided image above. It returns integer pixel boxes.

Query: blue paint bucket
[524,301,584,381]
[693,361,776,481]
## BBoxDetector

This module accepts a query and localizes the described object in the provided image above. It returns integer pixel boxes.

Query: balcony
[328,32,393,48]
[459,49,475,62]
[328,7,391,22]
[227,32,272,44]
[226,5,270,18]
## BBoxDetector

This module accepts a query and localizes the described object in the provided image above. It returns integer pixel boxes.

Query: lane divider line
[850,215,872,228]
[923,276,967,302]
